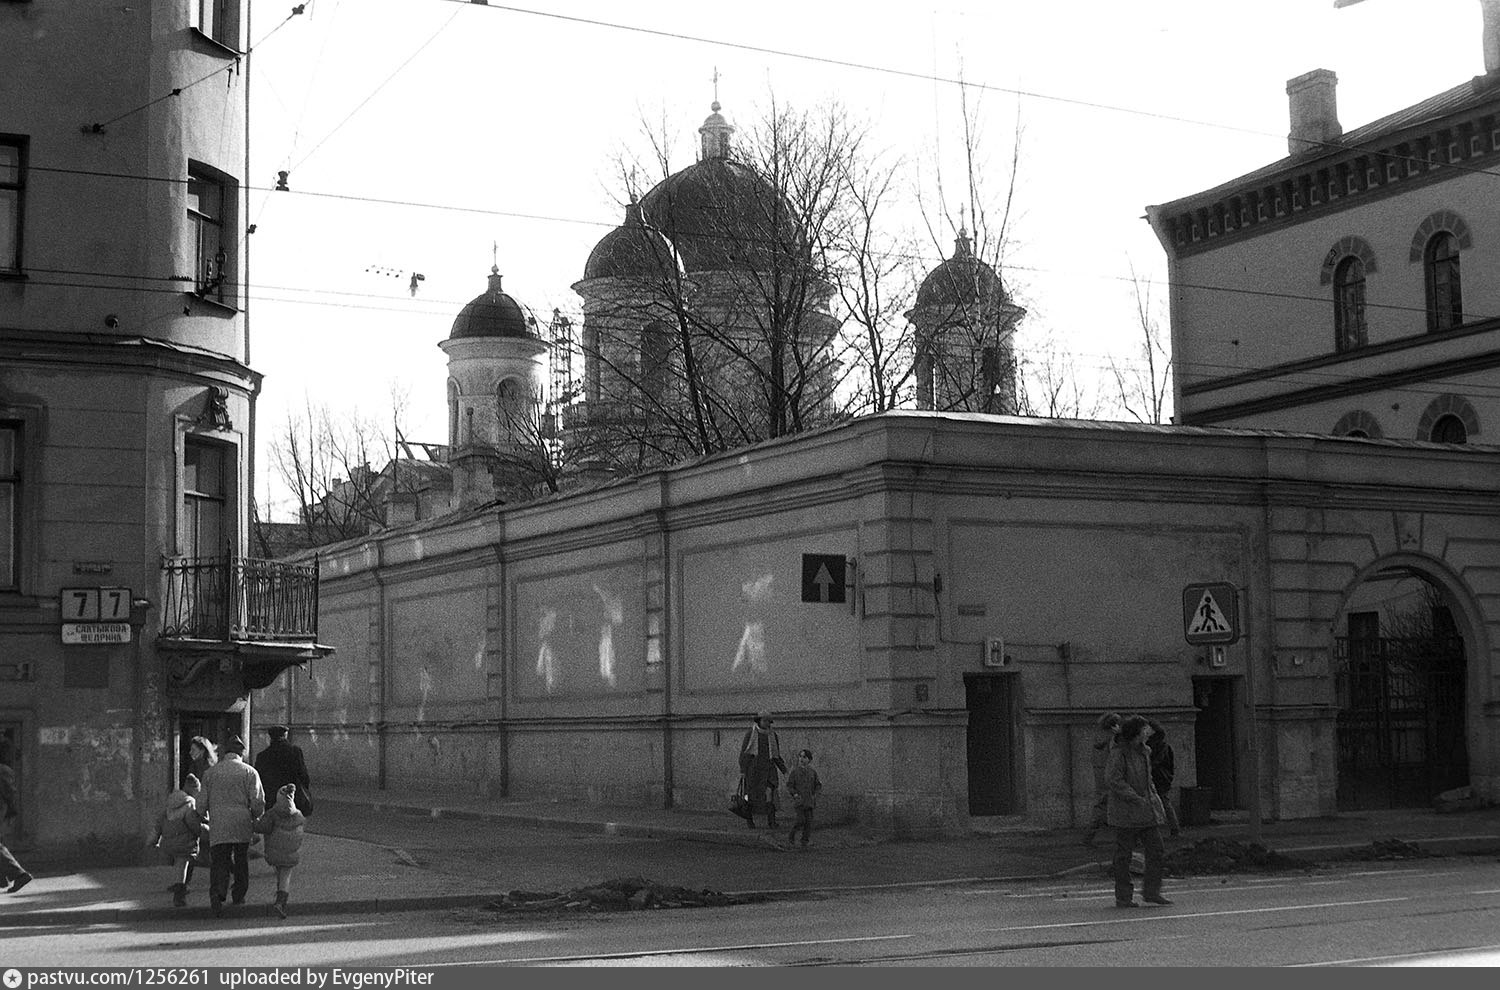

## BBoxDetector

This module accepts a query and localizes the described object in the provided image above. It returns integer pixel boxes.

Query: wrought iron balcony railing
[160,554,319,642]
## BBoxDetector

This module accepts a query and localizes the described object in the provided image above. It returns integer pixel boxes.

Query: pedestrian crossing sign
[1182,582,1239,645]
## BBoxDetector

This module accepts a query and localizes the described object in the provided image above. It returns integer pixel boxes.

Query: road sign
[801,554,847,604]
[1182,582,1239,645]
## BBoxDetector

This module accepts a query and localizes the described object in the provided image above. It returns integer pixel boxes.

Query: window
[1,423,18,589]
[496,378,529,445]
[0,136,24,273]
[187,164,235,307]
[183,438,227,559]
[190,0,239,50]
[1430,414,1468,444]
[1425,232,1462,331]
[640,323,671,402]
[1333,256,1366,352]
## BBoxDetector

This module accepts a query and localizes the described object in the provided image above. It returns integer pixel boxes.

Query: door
[1193,678,1238,809]
[965,673,1017,815]
[177,711,244,788]
[0,721,21,832]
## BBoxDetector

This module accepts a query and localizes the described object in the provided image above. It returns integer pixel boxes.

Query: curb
[0,893,497,929]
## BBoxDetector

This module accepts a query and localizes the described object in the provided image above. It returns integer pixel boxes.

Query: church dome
[583,199,680,281]
[449,268,536,340]
[634,101,805,274]
[915,230,1007,310]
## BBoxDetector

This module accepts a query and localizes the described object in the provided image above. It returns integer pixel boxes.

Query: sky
[244,0,1491,520]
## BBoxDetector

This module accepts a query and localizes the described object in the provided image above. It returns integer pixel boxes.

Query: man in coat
[1106,714,1171,908]
[254,725,311,816]
[199,734,265,916]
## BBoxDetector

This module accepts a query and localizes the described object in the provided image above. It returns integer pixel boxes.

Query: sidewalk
[4,784,1499,929]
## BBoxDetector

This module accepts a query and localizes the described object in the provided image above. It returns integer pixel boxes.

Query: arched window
[1425,232,1462,331]
[446,380,459,449]
[1333,256,1366,351]
[640,322,671,402]
[1430,413,1467,444]
[497,378,527,444]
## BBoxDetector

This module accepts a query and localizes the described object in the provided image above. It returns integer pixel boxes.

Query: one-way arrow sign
[801,554,847,604]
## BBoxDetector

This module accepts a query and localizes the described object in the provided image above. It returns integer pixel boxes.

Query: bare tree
[1016,326,1103,418]
[1109,263,1174,424]
[266,395,411,546]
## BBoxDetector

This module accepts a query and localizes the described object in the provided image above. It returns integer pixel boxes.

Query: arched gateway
[1333,556,1478,809]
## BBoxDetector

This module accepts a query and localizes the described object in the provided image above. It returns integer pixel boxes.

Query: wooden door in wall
[964,673,1017,815]
[177,711,245,789]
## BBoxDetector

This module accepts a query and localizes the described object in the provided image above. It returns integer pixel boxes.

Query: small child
[785,749,822,849]
[154,773,206,907]
[254,783,306,918]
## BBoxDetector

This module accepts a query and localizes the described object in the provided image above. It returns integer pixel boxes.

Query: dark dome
[449,269,536,340]
[639,158,802,273]
[583,200,679,281]
[916,232,1006,310]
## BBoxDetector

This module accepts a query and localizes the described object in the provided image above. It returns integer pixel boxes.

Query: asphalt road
[8,858,1500,967]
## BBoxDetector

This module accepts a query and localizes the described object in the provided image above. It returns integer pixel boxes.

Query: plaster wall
[289,415,1500,829]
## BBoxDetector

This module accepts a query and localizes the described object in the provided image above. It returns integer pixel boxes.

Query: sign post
[59,586,133,644]
[1182,581,1259,842]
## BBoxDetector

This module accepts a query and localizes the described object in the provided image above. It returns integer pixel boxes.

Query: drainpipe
[375,539,388,791]
[656,479,674,808]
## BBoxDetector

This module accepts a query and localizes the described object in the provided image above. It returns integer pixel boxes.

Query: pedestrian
[1082,711,1122,846]
[785,749,822,849]
[187,736,217,788]
[738,712,785,830]
[154,773,206,907]
[254,783,306,919]
[198,734,265,917]
[0,738,32,894]
[1146,718,1181,837]
[253,725,312,817]
[1107,714,1171,908]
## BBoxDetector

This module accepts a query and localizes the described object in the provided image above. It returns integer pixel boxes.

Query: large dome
[915,231,1007,310]
[449,269,536,340]
[638,158,801,273]
[583,199,680,281]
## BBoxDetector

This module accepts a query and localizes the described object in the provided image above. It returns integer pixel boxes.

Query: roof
[449,270,537,340]
[1156,74,1500,214]
[914,231,1007,310]
[582,200,679,281]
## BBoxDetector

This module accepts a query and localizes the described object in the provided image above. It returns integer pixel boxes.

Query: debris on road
[1164,837,1316,875]
[1340,838,1432,861]
[483,876,767,913]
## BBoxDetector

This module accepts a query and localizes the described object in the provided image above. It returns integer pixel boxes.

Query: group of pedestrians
[736,712,823,849]
[1084,710,1181,908]
[152,725,312,918]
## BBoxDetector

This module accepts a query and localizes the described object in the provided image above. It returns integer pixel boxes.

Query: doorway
[1193,677,1238,809]
[0,721,21,829]
[964,673,1018,815]
[176,710,244,787]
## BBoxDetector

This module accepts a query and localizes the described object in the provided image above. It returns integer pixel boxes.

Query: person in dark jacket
[253,726,311,817]
[1146,718,1180,837]
[738,712,784,830]
[1107,715,1171,908]
[154,773,206,907]
[1082,712,1122,846]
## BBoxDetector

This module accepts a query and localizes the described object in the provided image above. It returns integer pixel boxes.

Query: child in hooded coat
[254,782,306,918]
[154,773,206,907]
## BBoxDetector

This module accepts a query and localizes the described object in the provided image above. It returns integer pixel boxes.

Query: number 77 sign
[61,587,132,622]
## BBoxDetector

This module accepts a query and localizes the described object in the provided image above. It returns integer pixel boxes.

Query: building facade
[1,1,323,860]
[1147,2,1500,443]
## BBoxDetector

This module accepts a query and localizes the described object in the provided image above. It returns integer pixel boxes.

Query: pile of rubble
[1340,838,1431,861]
[483,876,767,913]
[1164,837,1315,875]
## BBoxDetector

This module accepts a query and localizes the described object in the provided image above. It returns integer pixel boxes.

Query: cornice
[0,330,259,387]
[1154,89,1500,260]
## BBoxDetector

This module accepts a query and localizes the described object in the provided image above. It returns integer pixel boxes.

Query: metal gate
[1334,635,1468,810]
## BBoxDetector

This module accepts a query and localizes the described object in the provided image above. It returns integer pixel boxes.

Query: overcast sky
[245,0,1488,519]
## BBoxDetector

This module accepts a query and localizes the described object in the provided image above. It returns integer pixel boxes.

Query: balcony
[159,554,332,696]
